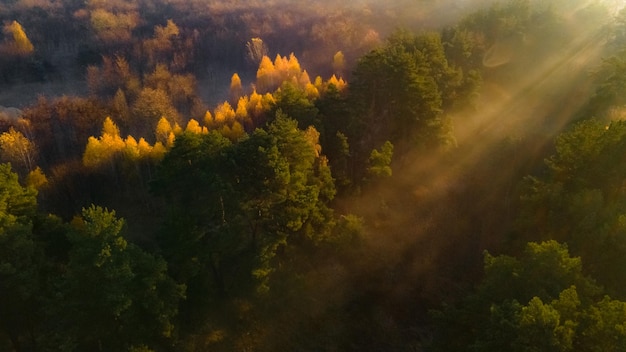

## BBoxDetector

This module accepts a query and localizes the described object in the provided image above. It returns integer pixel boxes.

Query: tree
[366,141,393,180]
[82,117,125,171]
[271,82,319,129]
[246,37,269,64]
[349,34,448,156]
[131,88,180,138]
[1,21,34,57]
[230,73,244,104]
[25,167,48,191]
[59,205,184,351]
[0,163,39,352]
[519,119,626,297]
[0,127,36,173]
[90,8,138,45]
[332,51,346,77]
[430,240,604,352]
[152,113,337,332]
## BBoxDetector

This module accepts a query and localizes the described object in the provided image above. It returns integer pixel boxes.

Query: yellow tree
[90,9,137,44]
[185,119,203,134]
[326,75,347,92]
[230,73,243,103]
[203,110,215,129]
[2,21,34,56]
[332,51,346,76]
[299,70,312,88]
[214,102,236,125]
[274,54,289,79]
[123,135,140,161]
[287,53,302,79]
[25,167,48,190]
[0,127,36,172]
[305,83,320,99]
[256,55,276,92]
[144,19,180,68]
[82,117,125,170]
[137,138,153,158]
[235,97,249,121]
[155,117,173,145]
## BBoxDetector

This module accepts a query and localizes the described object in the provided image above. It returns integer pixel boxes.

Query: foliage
[1,21,34,56]
[519,119,626,297]
[0,0,622,350]
[0,127,36,174]
[0,163,39,351]
[152,113,337,336]
[429,241,626,352]
[366,141,394,179]
[59,205,184,351]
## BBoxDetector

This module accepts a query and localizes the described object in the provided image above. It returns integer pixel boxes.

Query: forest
[1,0,626,351]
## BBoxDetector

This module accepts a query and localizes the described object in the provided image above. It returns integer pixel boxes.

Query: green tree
[366,141,393,180]
[270,82,319,129]
[430,241,600,352]
[0,163,39,352]
[349,32,451,158]
[519,119,626,296]
[59,206,184,351]
[152,113,337,334]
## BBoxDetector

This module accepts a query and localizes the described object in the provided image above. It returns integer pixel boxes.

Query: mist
[0,0,624,350]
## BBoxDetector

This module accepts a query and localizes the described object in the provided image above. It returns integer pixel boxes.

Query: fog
[0,0,624,349]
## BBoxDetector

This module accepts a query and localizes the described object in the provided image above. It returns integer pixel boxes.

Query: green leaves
[61,205,184,351]
[367,141,394,179]
[153,113,336,307]
[431,241,602,352]
[519,119,626,295]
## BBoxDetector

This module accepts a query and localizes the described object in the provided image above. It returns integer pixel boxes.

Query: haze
[1,0,626,351]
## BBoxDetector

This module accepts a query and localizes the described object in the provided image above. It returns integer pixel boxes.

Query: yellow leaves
[333,51,346,76]
[151,142,167,162]
[214,101,236,124]
[0,127,36,172]
[235,97,249,121]
[26,167,48,190]
[185,119,203,134]
[2,21,34,56]
[256,55,276,93]
[230,73,243,101]
[203,110,214,128]
[102,116,121,137]
[155,117,172,145]
[286,53,302,78]
[84,116,169,170]
[299,70,311,87]
[123,135,140,161]
[326,74,347,92]
[231,121,245,140]
[83,136,114,169]
[144,64,171,91]
[172,122,183,135]
[256,53,306,93]
[314,76,324,91]
[83,118,125,169]
[137,137,152,156]
[154,19,179,40]
[90,9,137,43]
[166,132,176,149]
[304,126,322,157]
[304,83,320,99]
